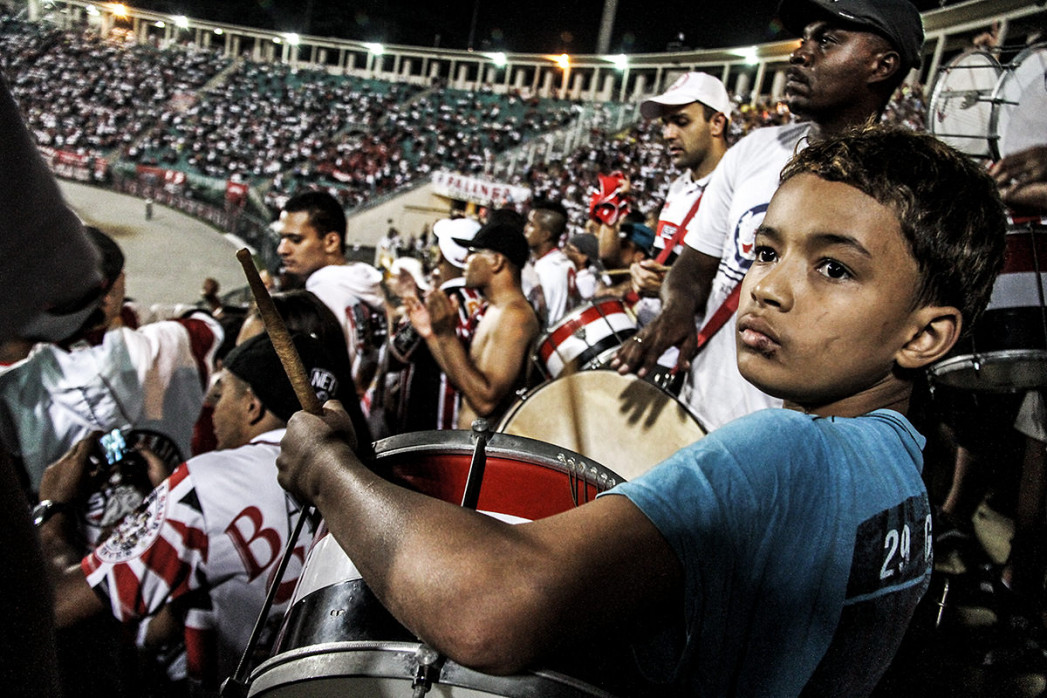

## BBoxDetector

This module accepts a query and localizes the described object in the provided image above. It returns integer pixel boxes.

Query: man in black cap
[615,0,924,432]
[36,333,336,694]
[404,219,539,428]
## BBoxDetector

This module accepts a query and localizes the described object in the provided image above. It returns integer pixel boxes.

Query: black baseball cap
[778,0,924,70]
[224,333,341,423]
[453,220,530,269]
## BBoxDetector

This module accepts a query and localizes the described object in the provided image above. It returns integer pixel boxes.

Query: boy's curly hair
[781,125,1007,334]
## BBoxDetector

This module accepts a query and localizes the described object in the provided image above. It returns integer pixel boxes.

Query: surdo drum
[929,223,1047,392]
[929,49,1002,160]
[498,370,706,480]
[248,430,646,697]
[929,43,1047,161]
[532,298,637,380]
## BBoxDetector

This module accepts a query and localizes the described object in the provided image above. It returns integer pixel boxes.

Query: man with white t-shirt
[615,0,924,431]
[522,198,579,328]
[277,191,386,398]
[36,333,337,694]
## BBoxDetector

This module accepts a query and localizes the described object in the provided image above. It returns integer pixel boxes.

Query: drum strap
[654,193,704,265]
[695,283,742,352]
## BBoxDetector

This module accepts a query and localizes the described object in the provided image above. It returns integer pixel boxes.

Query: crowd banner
[431,171,531,207]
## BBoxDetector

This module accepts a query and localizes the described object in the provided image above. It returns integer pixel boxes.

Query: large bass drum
[928,49,1002,160]
[498,370,705,480]
[248,431,650,697]
[990,43,1047,159]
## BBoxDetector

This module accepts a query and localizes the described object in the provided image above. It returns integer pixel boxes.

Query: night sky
[122,0,948,55]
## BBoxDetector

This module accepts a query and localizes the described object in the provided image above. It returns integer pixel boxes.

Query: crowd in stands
[0,12,930,229]
[1,17,229,154]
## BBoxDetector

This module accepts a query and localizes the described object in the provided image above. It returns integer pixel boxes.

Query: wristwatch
[31,499,73,527]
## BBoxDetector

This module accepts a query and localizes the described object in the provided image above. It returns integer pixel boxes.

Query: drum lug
[411,644,443,696]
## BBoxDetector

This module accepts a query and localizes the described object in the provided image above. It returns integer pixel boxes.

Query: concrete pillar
[632,74,646,101]
[541,71,554,99]
[429,61,441,79]
[770,69,787,102]
[514,68,526,89]
[751,62,766,104]
[734,72,750,100]
[457,63,469,89]
[570,72,584,100]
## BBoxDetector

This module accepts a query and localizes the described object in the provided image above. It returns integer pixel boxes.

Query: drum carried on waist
[929,222,1047,392]
[533,298,637,380]
[990,43,1047,160]
[929,49,1002,160]
[498,370,706,480]
[249,430,644,697]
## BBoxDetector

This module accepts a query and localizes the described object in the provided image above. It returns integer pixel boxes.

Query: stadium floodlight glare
[734,46,759,66]
[214,28,224,35]
[603,54,628,71]
[487,52,507,68]
[154,21,165,28]
[555,53,570,70]
[365,42,385,56]
[86,5,99,16]
[286,33,301,46]
[110,4,128,18]
[174,15,190,29]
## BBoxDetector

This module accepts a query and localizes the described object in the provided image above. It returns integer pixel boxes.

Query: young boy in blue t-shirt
[276,127,1007,696]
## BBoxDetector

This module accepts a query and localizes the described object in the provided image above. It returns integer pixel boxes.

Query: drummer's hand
[277,400,358,503]
[40,434,98,505]
[630,260,668,298]
[611,305,697,379]
[991,145,1047,213]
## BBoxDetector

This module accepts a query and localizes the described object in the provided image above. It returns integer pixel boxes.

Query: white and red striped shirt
[83,430,313,690]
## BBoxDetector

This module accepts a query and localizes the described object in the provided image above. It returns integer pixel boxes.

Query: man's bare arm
[410,293,537,418]
[613,246,720,376]
[277,402,682,675]
[36,438,107,628]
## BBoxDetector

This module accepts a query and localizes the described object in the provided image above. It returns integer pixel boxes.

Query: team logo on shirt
[93,481,169,564]
[731,203,769,281]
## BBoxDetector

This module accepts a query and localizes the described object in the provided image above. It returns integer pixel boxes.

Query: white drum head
[497,371,705,480]
[929,49,1002,159]
[992,44,1047,159]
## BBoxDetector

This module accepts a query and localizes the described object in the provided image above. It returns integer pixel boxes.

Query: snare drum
[249,431,637,697]
[990,44,1047,159]
[498,370,706,480]
[533,298,637,380]
[929,49,1002,160]
[929,225,1047,392]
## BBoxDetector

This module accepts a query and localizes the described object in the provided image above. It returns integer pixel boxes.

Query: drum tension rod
[412,645,443,697]
[461,419,490,510]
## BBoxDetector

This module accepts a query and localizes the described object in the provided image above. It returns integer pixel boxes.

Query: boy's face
[736,173,927,417]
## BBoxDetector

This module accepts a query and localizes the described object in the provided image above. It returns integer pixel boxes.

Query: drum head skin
[929,49,1002,159]
[992,44,1047,159]
[498,370,706,480]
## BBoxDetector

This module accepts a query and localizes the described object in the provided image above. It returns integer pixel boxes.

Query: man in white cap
[616,0,925,431]
[385,217,486,432]
[596,71,731,306]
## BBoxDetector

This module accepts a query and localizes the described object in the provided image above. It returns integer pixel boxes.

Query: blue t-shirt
[606,408,932,697]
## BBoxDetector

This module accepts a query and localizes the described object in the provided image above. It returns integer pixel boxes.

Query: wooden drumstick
[601,268,633,277]
[235,248,323,415]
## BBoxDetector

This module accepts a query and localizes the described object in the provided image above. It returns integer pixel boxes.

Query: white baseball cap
[434,217,481,268]
[640,72,733,120]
